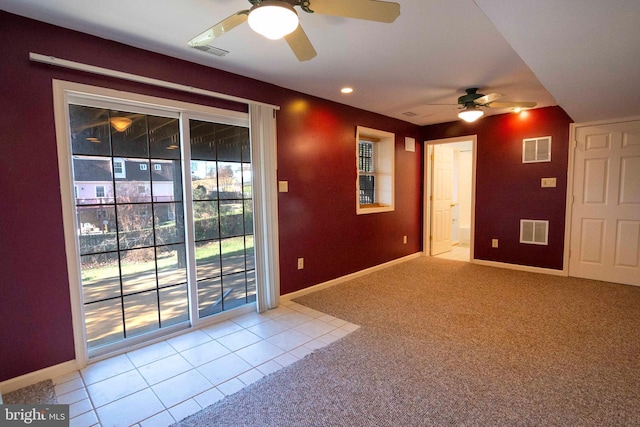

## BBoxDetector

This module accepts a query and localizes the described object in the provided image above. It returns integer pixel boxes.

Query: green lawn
[82,235,254,283]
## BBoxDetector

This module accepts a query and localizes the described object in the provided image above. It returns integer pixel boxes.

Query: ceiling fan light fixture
[248,1,299,40]
[458,106,484,123]
[110,117,133,132]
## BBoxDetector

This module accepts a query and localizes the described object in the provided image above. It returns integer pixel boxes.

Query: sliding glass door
[66,98,255,357]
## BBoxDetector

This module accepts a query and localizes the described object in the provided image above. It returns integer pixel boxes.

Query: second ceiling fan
[188,0,401,62]
[455,88,537,122]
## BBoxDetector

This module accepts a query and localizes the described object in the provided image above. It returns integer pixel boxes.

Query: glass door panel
[69,104,188,354]
[190,119,255,319]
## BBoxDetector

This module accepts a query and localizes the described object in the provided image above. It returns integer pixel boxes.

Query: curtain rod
[29,52,280,110]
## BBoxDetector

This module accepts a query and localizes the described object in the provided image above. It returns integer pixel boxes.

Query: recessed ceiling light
[341,87,354,94]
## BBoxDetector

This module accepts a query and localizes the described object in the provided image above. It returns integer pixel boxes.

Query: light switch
[278,181,289,192]
[541,177,557,188]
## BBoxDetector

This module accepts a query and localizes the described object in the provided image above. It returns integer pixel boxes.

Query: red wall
[277,97,423,293]
[0,12,422,382]
[422,107,573,270]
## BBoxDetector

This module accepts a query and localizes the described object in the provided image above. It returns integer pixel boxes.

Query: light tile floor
[52,300,360,427]
[433,244,470,262]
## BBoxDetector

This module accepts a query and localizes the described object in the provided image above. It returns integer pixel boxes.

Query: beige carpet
[175,257,640,426]
[2,380,57,404]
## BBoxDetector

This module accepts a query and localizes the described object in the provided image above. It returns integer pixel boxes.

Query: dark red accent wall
[422,107,573,270]
[0,11,422,382]
[277,98,422,292]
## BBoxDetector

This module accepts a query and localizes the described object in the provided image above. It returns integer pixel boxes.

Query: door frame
[53,80,277,367]
[564,115,640,281]
[424,135,477,260]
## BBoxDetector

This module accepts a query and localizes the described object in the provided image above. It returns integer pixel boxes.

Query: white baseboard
[281,252,422,301]
[472,259,567,276]
[0,360,79,395]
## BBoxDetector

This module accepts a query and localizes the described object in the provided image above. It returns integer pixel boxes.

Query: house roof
[73,157,175,182]
[2,1,638,125]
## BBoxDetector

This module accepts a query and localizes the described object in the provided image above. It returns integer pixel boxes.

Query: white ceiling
[2,0,639,126]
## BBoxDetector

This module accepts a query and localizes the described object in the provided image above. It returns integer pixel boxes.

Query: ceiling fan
[454,88,537,122]
[188,0,401,62]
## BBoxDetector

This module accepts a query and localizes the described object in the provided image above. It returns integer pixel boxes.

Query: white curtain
[249,104,281,312]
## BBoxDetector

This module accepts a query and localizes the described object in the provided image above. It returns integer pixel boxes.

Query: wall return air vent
[522,136,551,163]
[520,219,549,245]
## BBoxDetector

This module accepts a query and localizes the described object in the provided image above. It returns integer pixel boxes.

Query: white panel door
[570,119,640,286]
[431,145,454,255]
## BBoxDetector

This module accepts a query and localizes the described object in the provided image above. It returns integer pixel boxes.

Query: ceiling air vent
[192,45,229,57]
[402,111,417,117]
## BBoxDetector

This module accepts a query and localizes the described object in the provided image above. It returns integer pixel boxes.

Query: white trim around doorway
[423,135,477,262]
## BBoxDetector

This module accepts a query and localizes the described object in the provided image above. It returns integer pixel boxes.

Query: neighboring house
[72,157,178,233]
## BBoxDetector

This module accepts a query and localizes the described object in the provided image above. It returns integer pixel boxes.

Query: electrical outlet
[297,258,304,270]
[403,235,407,244]
[492,239,499,248]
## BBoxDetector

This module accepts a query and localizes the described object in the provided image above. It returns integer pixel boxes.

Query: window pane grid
[190,119,254,319]
[356,126,394,213]
[359,175,376,204]
[359,141,374,173]
[70,105,188,350]
[69,102,255,355]
[359,140,376,204]
[66,97,256,358]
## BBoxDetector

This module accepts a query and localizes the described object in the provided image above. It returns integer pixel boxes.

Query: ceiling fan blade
[284,25,317,61]
[486,101,537,109]
[309,0,400,23]
[188,10,249,46]
[474,92,503,105]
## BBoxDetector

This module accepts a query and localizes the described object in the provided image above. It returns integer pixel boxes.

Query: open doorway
[424,136,476,262]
